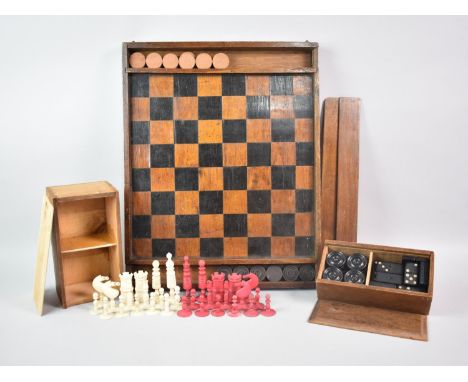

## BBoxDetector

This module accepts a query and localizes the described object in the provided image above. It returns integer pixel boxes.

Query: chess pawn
[109,298,117,314]
[177,296,192,318]
[228,295,241,318]
[115,301,129,318]
[221,290,230,310]
[174,286,182,311]
[142,292,150,310]
[189,288,198,310]
[205,290,214,310]
[244,293,259,317]
[261,294,276,317]
[198,290,206,306]
[131,298,143,316]
[147,292,159,315]
[90,292,100,315]
[161,293,173,316]
[211,294,225,317]
[100,297,113,320]
[195,302,209,317]
[157,288,165,310]
[152,260,161,291]
[125,292,134,311]
[255,287,264,310]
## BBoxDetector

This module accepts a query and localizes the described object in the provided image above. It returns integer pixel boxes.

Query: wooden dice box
[42,181,123,309]
[309,240,434,341]
[123,41,321,288]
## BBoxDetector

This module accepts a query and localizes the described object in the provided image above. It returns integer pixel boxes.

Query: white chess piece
[173,286,182,312]
[165,253,177,290]
[152,260,161,291]
[147,292,159,315]
[131,299,143,316]
[134,270,149,304]
[99,297,113,320]
[90,292,100,315]
[161,293,173,316]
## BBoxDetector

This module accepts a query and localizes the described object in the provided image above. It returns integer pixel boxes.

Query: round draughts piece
[145,52,162,68]
[299,265,315,281]
[195,53,213,69]
[232,266,249,276]
[326,251,346,268]
[344,269,365,284]
[213,52,230,69]
[347,253,368,270]
[266,266,283,282]
[250,266,266,281]
[217,266,233,277]
[179,51,196,69]
[282,265,300,281]
[323,266,343,282]
[129,52,146,68]
[162,53,179,69]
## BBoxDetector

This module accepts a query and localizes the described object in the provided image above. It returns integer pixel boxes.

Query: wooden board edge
[309,299,428,341]
[33,194,54,315]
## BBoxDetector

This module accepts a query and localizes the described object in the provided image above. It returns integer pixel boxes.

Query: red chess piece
[198,290,206,305]
[182,256,192,295]
[190,289,198,310]
[211,294,225,317]
[261,294,276,317]
[221,290,230,310]
[254,287,264,310]
[205,290,214,310]
[198,260,207,291]
[228,295,241,317]
[195,303,210,317]
[244,293,259,317]
[177,296,192,318]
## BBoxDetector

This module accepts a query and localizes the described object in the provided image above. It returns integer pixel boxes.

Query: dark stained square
[223,167,247,190]
[296,189,314,212]
[132,168,150,191]
[224,214,247,237]
[176,215,199,238]
[223,120,246,143]
[270,75,293,95]
[222,74,246,96]
[271,119,295,142]
[271,166,296,189]
[150,97,173,120]
[175,120,198,143]
[130,74,149,97]
[294,95,314,118]
[295,236,314,257]
[200,238,223,258]
[199,96,222,120]
[151,192,175,215]
[174,74,197,97]
[247,190,271,213]
[200,191,223,214]
[248,237,271,257]
[152,239,176,258]
[272,214,295,236]
[199,144,223,167]
[132,215,151,238]
[131,121,149,144]
[150,144,174,167]
[296,142,314,165]
[175,168,198,191]
[247,143,271,166]
[247,96,270,119]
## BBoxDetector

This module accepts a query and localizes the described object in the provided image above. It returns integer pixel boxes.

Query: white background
[0,16,467,365]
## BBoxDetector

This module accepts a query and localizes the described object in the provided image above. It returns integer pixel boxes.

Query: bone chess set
[90,253,275,319]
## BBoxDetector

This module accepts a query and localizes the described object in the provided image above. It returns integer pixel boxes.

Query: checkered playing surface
[129,74,315,259]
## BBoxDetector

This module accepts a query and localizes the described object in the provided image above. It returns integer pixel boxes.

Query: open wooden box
[309,240,434,341]
[41,182,123,309]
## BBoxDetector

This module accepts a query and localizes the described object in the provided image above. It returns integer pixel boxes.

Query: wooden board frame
[123,41,322,288]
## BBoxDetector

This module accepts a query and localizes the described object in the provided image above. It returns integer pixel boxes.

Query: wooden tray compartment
[310,240,434,341]
[48,182,123,308]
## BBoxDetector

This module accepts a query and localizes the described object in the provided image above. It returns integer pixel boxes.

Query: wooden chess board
[123,42,321,288]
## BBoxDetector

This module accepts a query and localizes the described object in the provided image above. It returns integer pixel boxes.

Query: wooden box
[122,41,321,288]
[42,181,123,309]
[309,240,434,340]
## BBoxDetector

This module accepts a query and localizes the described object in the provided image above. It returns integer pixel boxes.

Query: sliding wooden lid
[162,53,179,69]
[179,52,196,69]
[213,53,229,69]
[146,52,162,69]
[129,52,146,68]
[195,53,212,69]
